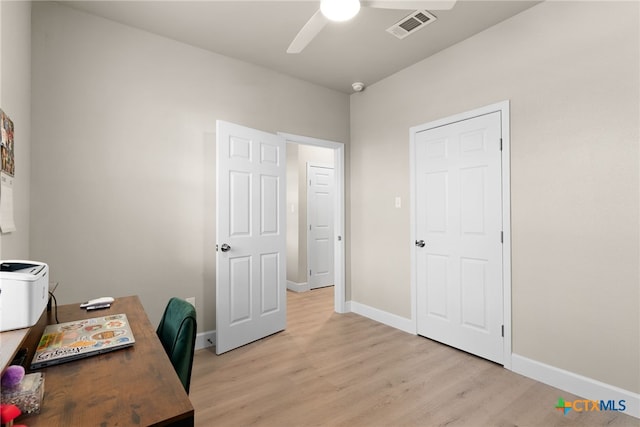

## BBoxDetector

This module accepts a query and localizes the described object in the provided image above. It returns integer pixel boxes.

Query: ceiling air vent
[386,10,437,40]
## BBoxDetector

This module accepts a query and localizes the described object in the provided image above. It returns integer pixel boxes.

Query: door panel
[261,175,279,234]
[415,111,503,364]
[460,257,488,330]
[230,171,251,236]
[216,121,286,354]
[260,253,280,314]
[426,254,448,319]
[307,164,335,289]
[229,256,251,325]
[425,171,447,233]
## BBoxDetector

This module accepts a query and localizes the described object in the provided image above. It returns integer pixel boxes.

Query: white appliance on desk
[0,260,49,332]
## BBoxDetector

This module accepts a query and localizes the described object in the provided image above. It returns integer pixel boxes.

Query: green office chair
[157,297,197,394]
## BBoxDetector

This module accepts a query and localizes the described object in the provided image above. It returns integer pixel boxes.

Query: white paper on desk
[0,172,16,233]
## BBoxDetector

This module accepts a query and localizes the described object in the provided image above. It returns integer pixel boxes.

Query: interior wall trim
[512,353,640,419]
[195,330,216,350]
[287,280,310,293]
[349,300,415,335]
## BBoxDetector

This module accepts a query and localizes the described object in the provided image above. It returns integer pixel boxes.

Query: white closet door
[415,111,504,364]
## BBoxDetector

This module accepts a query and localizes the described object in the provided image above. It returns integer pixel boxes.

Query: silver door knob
[221,243,231,252]
[415,240,426,248]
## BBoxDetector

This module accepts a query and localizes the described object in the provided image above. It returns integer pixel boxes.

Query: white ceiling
[59,0,540,93]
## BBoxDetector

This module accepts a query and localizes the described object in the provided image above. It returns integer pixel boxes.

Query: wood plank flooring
[190,288,638,427]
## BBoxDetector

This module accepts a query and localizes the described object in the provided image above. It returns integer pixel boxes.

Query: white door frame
[278,132,346,314]
[409,100,512,369]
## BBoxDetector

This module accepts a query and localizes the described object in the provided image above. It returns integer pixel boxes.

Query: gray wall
[0,1,31,260]
[30,2,349,332]
[349,1,639,393]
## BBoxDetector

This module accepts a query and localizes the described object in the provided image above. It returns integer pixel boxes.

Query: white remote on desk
[80,297,115,308]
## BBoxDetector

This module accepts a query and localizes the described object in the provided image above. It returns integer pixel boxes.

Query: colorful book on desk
[30,313,136,369]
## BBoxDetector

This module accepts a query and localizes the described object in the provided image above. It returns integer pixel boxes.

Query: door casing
[279,132,347,314]
[409,100,512,369]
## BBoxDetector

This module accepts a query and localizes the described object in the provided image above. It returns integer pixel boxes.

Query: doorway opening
[279,133,346,314]
[215,124,345,354]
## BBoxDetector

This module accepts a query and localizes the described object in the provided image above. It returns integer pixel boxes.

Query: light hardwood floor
[190,288,638,427]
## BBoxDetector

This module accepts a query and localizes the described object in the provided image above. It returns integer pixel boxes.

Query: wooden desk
[19,296,194,426]
[0,328,30,371]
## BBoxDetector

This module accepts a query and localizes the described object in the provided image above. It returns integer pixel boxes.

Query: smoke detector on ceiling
[352,82,365,92]
[386,10,437,40]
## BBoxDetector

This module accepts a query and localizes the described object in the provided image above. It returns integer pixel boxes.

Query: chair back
[157,297,197,393]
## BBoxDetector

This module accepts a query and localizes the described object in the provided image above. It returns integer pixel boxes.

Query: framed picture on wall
[0,108,16,233]
[1,109,15,177]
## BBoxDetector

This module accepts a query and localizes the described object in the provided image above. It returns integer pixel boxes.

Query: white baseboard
[512,354,639,419]
[348,300,416,335]
[195,330,216,350]
[287,280,309,293]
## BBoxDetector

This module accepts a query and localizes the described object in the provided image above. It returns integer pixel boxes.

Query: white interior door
[415,111,504,364]
[216,120,286,355]
[307,163,335,289]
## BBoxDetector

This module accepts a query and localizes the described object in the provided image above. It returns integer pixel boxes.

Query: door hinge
[501,325,504,337]
[309,224,312,231]
[499,138,503,151]
[309,179,312,186]
[500,231,503,243]
[309,269,312,276]
[216,244,218,252]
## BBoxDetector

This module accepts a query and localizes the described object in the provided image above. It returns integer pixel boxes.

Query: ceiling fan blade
[363,1,457,10]
[287,9,329,54]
